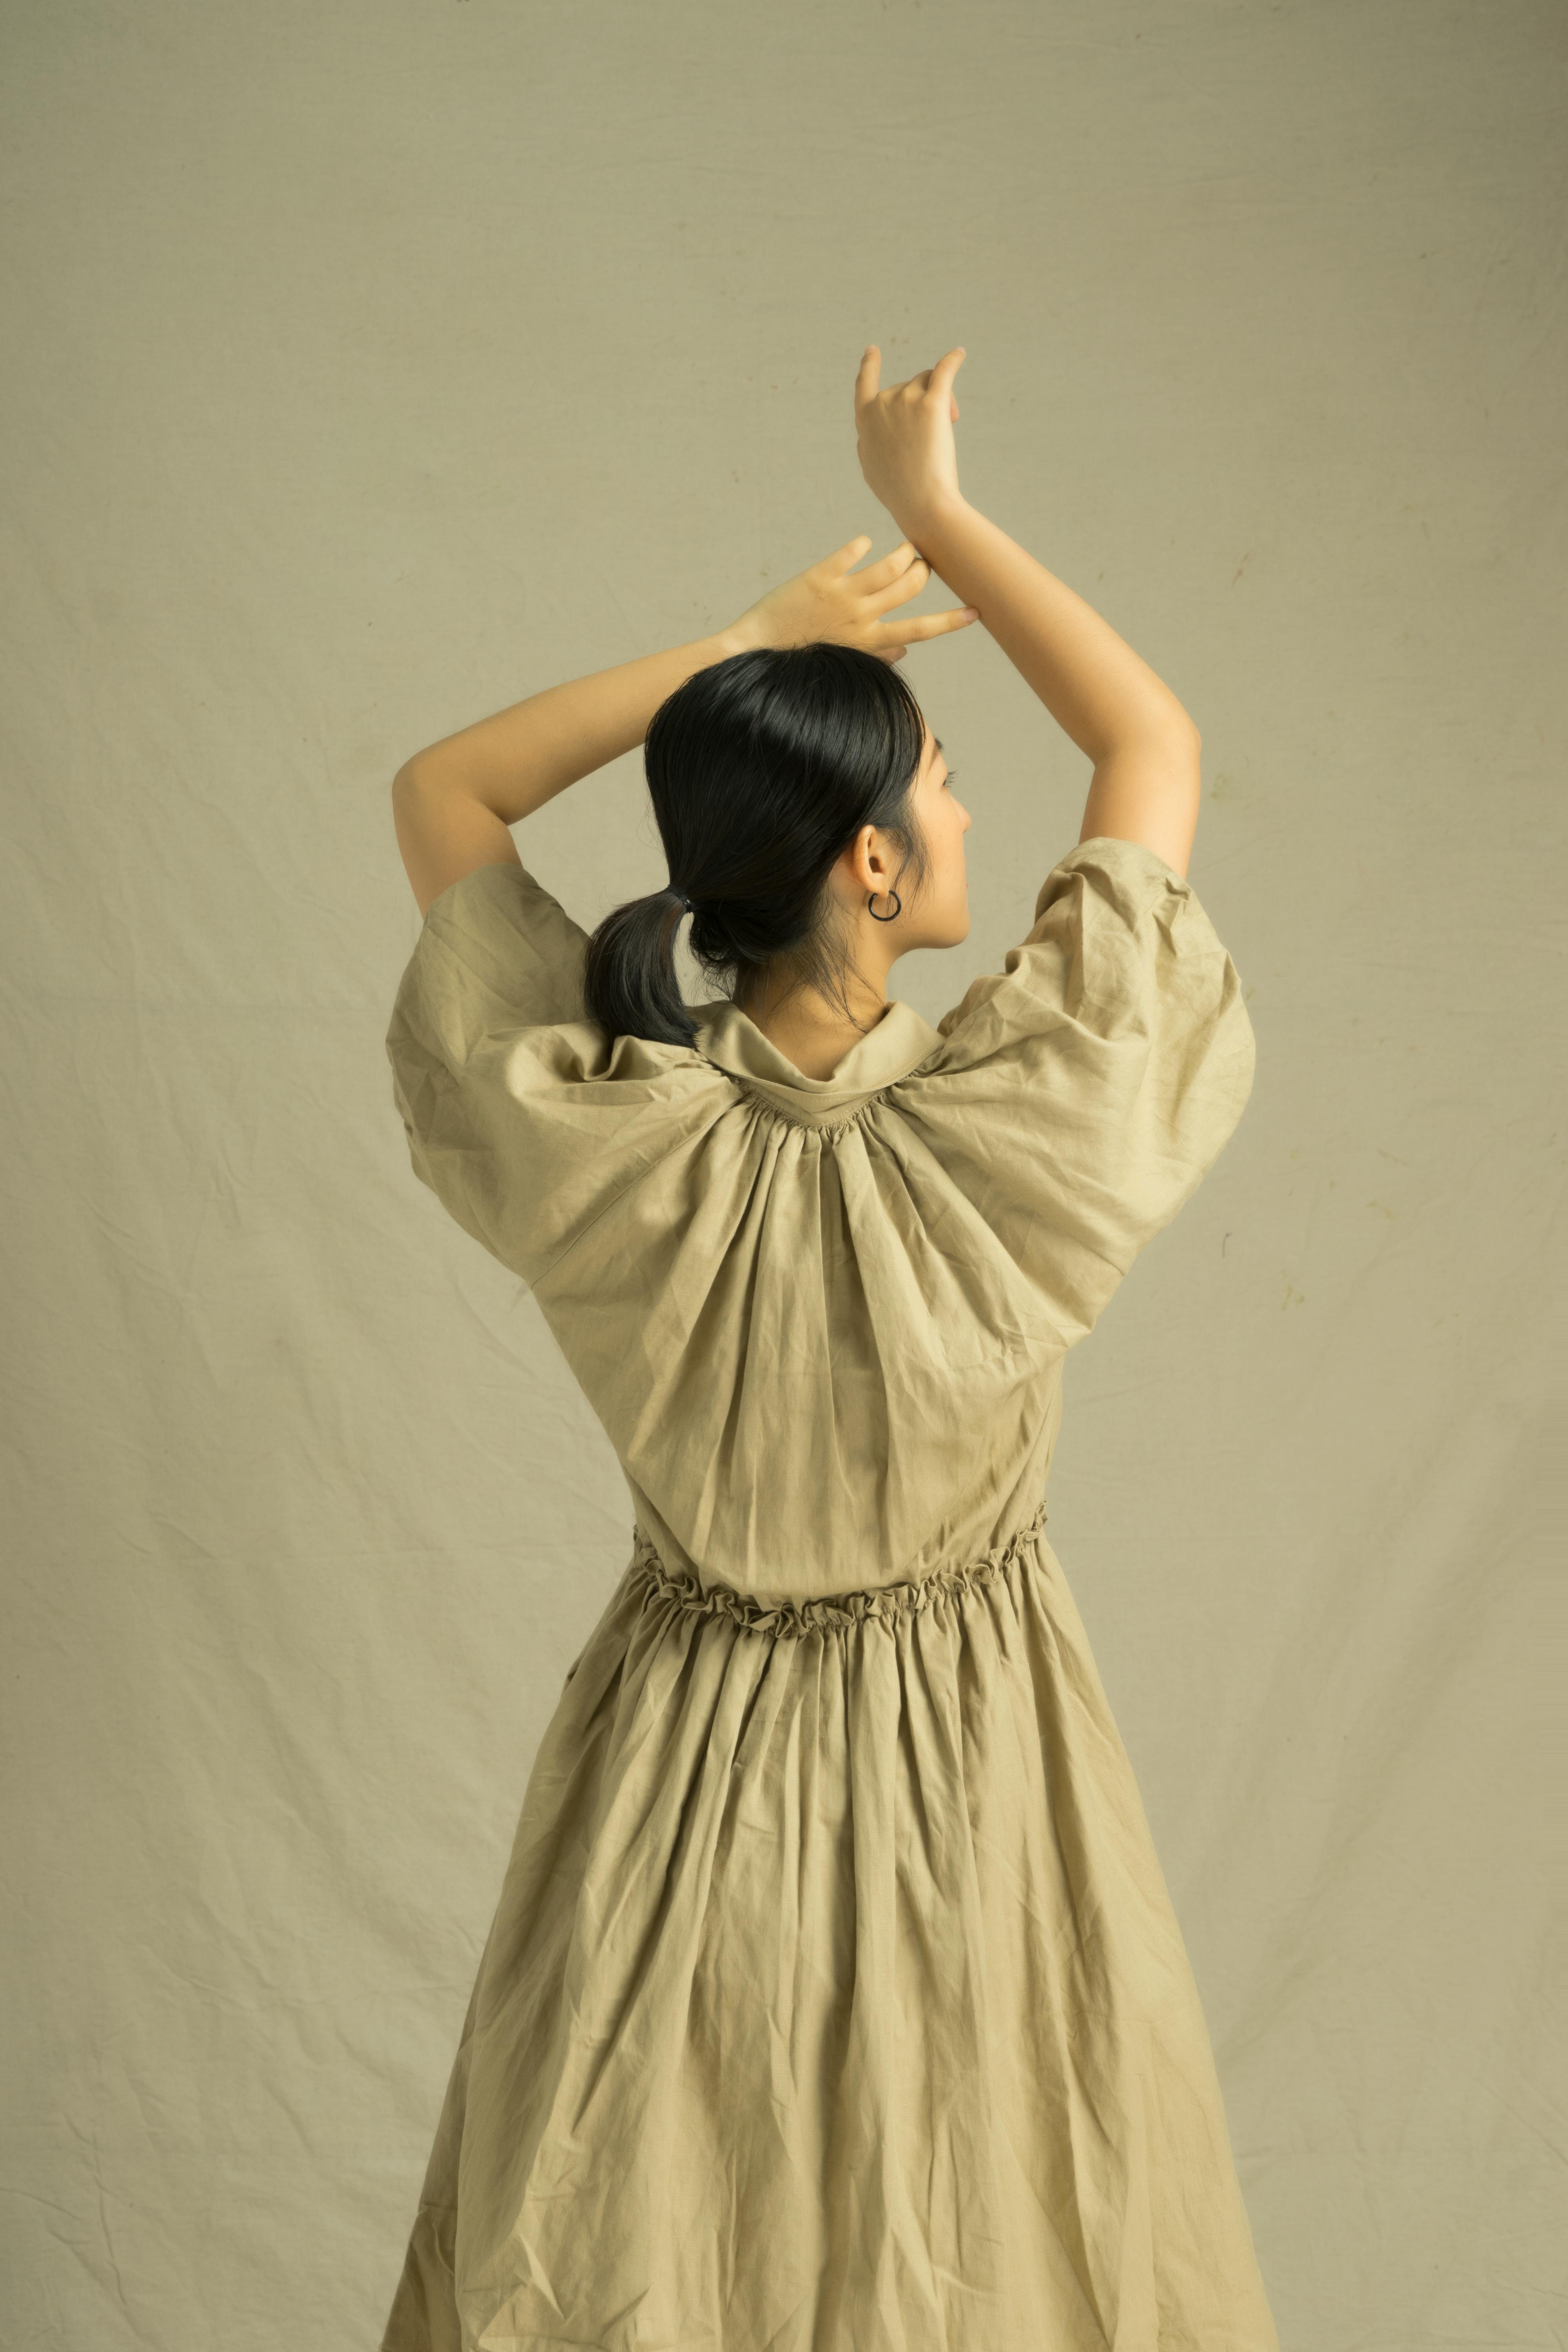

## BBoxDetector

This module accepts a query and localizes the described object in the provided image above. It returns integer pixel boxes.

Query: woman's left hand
[722,534,979,665]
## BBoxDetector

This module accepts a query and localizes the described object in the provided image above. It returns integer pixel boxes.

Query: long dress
[379,833,1279,2352]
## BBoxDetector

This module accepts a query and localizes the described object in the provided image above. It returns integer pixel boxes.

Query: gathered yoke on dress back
[379,835,1279,2352]
[385,835,1256,1603]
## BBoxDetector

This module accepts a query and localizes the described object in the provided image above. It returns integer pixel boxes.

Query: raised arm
[390,534,976,916]
[855,346,1202,880]
[391,630,738,918]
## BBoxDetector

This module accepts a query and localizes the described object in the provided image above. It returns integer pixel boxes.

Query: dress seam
[692,1050,947,1139]
[625,1497,1049,1638]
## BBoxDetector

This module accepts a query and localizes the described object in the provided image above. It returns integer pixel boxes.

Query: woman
[381,347,1278,2350]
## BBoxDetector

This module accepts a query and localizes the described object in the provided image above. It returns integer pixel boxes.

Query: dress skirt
[380,1505,1279,2352]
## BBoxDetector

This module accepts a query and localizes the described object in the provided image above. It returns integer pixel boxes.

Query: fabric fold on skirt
[381,1509,1278,2352]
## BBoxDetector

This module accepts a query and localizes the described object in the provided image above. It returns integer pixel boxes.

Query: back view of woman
[381,347,1278,2351]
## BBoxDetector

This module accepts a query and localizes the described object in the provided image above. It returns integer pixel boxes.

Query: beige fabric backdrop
[3,2,1562,2344]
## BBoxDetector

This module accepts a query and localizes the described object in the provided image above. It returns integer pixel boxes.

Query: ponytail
[582,886,696,1051]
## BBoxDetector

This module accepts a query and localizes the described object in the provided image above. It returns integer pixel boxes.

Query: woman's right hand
[854,345,968,535]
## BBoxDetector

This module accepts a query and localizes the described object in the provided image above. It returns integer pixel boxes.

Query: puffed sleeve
[385,858,728,1292]
[887,835,1256,1352]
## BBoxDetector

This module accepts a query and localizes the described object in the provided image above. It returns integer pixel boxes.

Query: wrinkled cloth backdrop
[3,2,1562,2346]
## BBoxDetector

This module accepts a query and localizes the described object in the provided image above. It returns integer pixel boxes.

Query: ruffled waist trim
[625,1498,1050,1639]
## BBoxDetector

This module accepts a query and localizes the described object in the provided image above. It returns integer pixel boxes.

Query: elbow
[393,756,446,809]
[1148,690,1200,748]
[1106,703,1199,762]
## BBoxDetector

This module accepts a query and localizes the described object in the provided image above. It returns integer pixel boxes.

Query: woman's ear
[840,823,882,899]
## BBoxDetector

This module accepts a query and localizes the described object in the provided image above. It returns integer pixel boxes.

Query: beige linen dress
[380,833,1279,2352]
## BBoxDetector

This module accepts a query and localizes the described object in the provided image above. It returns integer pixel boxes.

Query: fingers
[861,344,965,412]
[882,606,980,646]
[828,532,875,573]
[862,538,929,587]
[877,552,938,610]
[828,533,926,586]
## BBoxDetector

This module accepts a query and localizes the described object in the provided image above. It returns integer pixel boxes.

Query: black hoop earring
[868,888,902,922]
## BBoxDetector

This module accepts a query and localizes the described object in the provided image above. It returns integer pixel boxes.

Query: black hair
[582,642,931,1049]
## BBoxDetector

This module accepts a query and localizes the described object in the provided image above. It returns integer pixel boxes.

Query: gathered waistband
[625,1499,1050,1640]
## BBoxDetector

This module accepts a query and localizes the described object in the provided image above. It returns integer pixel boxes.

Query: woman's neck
[737,976,893,1082]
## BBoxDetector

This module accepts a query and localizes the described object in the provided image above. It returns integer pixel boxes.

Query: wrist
[898,489,973,553]
[713,614,770,660]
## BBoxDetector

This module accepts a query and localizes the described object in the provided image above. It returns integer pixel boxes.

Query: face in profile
[899,725,972,951]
